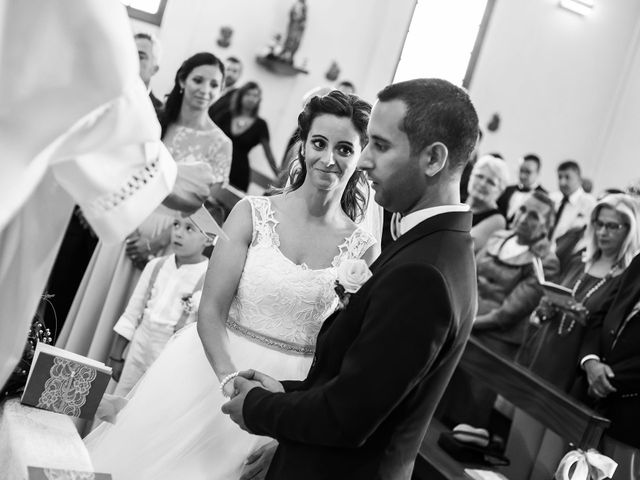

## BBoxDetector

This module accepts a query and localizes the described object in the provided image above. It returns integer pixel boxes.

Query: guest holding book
[520,193,640,391]
[108,214,213,396]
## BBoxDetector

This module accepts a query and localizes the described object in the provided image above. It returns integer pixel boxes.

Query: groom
[223,78,479,479]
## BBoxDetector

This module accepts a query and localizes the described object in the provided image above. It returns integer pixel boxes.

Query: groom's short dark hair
[377,79,479,171]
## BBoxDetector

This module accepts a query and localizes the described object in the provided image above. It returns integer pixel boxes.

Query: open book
[531,257,576,309]
[21,343,111,420]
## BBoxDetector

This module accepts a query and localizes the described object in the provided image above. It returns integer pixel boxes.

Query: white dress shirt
[550,188,596,241]
[393,204,470,239]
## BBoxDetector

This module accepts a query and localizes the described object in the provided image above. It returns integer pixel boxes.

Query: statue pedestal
[256,55,308,76]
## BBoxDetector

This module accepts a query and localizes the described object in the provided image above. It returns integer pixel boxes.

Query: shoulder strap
[173,270,207,333]
[247,196,279,247]
[136,256,169,328]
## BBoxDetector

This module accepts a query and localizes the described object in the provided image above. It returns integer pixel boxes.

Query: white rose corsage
[335,259,372,310]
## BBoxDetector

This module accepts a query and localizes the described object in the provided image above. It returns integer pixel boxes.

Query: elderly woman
[441,191,560,429]
[466,155,510,252]
[522,193,640,391]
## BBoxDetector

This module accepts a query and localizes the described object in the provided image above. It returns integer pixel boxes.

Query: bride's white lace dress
[85,196,375,480]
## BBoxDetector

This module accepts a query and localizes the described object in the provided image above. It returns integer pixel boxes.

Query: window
[122,0,168,26]
[394,0,495,88]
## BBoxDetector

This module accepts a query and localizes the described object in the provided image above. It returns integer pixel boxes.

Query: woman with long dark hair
[218,81,279,191]
[86,90,379,480]
[57,53,231,374]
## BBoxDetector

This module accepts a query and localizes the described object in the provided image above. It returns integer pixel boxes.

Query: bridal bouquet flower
[335,259,372,310]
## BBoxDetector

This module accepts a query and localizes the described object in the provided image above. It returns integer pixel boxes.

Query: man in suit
[134,32,163,110]
[208,56,243,124]
[497,153,547,224]
[549,160,596,242]
[222,78,480,479]
[578,252,640,449]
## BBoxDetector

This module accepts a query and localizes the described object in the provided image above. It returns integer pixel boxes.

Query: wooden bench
[415,336,610,480]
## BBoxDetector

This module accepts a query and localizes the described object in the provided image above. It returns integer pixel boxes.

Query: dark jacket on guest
[475,230,559,347]
[576,253,640,448]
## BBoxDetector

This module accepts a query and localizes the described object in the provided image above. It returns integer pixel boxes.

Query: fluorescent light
[559,0,595,16]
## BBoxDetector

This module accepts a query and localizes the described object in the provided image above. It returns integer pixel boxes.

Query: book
[531,257,577,309]
[21,343,111,420]
[28,466,112,479]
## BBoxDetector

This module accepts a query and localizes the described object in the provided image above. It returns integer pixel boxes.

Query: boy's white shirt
[114,254,208,341]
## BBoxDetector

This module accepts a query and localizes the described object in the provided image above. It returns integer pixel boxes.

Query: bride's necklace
[557,266,616,336]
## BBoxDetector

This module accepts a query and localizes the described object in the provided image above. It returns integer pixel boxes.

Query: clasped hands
[221,369,284,432]
[531,297,588,325]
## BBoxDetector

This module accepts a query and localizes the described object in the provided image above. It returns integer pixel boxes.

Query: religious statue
[279,0,307,64]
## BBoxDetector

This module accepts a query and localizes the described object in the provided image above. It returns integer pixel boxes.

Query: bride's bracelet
[220,371,239,398]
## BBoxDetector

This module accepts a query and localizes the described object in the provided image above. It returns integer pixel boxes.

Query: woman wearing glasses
[521,193,640,391]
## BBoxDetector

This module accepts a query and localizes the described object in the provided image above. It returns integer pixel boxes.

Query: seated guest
[550,160,595,239]
[441,191,559,429]
[521,194,639,391]
[466,155,509,252]
[497,153,547,224]
[459,128,482,203]
[575,249,640,467]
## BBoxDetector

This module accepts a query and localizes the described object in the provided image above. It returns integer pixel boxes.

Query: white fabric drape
[0,0,177,389]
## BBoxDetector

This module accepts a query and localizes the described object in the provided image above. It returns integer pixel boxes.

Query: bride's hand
[238,369,284,393]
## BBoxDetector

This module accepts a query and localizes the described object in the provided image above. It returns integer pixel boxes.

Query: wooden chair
[415,336,610,480]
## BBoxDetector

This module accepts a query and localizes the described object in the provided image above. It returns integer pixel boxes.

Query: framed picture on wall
[122,0,168,26]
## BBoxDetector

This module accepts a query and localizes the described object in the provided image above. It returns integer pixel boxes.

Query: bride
[85,90,379,479]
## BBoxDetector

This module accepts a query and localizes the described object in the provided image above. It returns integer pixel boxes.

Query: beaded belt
[226,319,315,356]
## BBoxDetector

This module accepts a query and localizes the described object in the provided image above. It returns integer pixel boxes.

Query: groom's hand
[238,369,284,393]
[221,377,261,432]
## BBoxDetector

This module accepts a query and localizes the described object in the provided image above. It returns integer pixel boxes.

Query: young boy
[108,214,213,396]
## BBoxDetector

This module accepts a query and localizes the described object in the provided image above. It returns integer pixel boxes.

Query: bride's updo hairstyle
[285,90,371,223]
[159,52,225,139]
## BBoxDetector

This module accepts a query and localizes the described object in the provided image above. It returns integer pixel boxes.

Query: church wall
[469,0,640,193]
[131,0,416,190]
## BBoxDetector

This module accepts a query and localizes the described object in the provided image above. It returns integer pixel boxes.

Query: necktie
[550,195,569,237]
[390,212,403,240]
[516,185,532,193]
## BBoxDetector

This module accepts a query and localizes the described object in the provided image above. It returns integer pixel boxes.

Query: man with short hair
[549,160,596,242]
[209,56,243,123]
[134,32,163,110]
[222,78,480,479]
[497,153,547,224]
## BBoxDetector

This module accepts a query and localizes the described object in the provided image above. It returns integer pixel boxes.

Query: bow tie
[516,185,532,193]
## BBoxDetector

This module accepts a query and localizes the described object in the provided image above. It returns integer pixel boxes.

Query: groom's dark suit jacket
[244,211,477,479]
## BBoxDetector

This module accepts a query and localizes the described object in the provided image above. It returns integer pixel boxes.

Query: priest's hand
[163,162,215,213]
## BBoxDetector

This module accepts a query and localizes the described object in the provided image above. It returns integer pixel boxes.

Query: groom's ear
[419,142,449,177]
